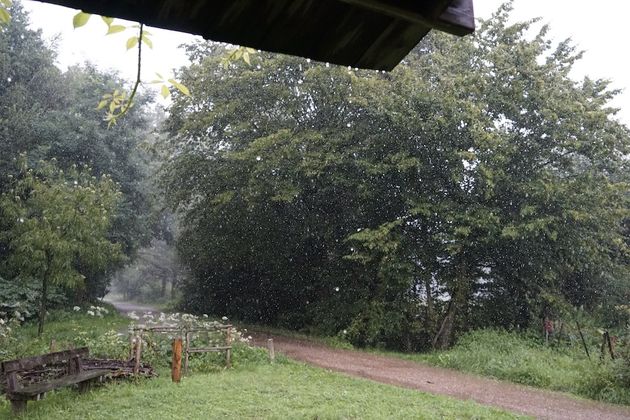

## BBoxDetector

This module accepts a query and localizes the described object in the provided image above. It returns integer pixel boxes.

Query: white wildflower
[221,316,228,321]
[73,306,81,311]
[87,310,95,316]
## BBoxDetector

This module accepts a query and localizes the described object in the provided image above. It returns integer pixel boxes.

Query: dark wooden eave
[33,0,474,70]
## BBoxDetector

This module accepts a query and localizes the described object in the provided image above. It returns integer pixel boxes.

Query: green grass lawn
[1,311,526,419]
[0,363,525,420]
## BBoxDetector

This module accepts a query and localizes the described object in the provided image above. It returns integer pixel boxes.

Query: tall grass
[410,329,630,405]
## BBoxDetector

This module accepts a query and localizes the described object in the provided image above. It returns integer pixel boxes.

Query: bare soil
[251,333,630,420]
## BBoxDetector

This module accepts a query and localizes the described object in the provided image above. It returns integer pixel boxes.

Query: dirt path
[106,301,630,419]
[104,298,161,314]
[251,333,630,420]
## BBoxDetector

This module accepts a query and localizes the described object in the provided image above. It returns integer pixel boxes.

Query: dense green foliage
[0,2,158,312]
[0,159,123,333]
[163,4,630,350]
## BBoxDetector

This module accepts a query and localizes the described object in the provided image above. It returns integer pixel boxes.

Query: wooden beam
[337,0,474,35]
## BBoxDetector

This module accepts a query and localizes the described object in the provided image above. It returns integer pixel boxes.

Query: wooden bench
[1,347,109,414]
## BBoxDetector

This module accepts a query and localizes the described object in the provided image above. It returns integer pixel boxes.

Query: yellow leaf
[160,85,170,99]
[106,25,126,35]
[101,16,113,26]
[126,36,138,50]
[141,35,153,49]
[168,79,190,96]
[73,11,91,29]
[0,7,9,24]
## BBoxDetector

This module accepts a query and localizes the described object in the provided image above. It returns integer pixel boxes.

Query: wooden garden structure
[1,348,109,414]
[33,0,475,70]
[130,323,233,375]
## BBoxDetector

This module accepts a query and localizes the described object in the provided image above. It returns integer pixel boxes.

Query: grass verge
[0,311,526,419]
[380,330,630,406]
[0,363,526,419]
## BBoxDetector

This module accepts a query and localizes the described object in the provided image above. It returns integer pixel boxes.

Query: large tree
[0,2,158,303]
[163,4,630,349]
[0,159,123,334]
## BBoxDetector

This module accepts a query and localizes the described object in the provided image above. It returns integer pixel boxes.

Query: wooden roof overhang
[34,0,474,70]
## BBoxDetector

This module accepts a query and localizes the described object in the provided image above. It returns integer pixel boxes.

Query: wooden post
[576,320,591,360]
[267,338,275,363]
[129,333,135,360]
[608,334,616,360]
[226,326,232,368]
[184,331,190,375]
[49,339,57,352]
[172,337,182,383]
[133,333,142,375]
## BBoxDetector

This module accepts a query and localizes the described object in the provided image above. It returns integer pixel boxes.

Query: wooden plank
[1,348,89,373]
[338,0,474,36]
[13,370,109,397]
[187,346,232,353]
[32,0,474,71]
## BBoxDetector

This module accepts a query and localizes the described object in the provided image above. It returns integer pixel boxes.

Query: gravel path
[251,334,630,420]
[107,301,630,419]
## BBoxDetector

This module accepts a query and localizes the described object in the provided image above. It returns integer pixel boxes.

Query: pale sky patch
[23,0,629,125]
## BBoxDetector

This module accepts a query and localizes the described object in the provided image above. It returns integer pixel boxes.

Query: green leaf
[160,85,170,99]
[168,79,190,96]
[101,16,114,26]
[106,25,126,35]
[96,99,109,110]
[126,36,138,50]
[72,11,91,29]
[243,52,251,65]
[0,0,12,8]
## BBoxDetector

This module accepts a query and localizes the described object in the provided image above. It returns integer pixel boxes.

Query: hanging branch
[116,23,143,120]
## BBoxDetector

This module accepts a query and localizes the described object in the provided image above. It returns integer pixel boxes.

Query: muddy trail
[108,301,630,419]
[250,333,630,420]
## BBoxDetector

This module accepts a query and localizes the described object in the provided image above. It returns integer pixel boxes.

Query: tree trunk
[425,278,434,327]
[38,253,52,337]
[432,266,469,350]
[432,299,456,349]
[161,275,168,298]
[171,276,178,299]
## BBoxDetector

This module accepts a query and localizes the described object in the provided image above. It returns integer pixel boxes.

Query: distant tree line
[163,4,630,350]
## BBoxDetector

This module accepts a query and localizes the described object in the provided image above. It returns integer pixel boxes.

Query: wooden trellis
[129,324,233,376]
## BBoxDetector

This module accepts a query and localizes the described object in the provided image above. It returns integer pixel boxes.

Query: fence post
[172,337,183,383]
[133,331,143,375]
[267,338,275,363]
[184,330,190,375]
[226,326,232,368]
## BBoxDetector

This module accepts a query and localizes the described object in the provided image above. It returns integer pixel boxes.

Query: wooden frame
[129,324,233,376]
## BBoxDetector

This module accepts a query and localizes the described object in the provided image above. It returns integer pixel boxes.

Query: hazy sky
[23,0,630,124]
